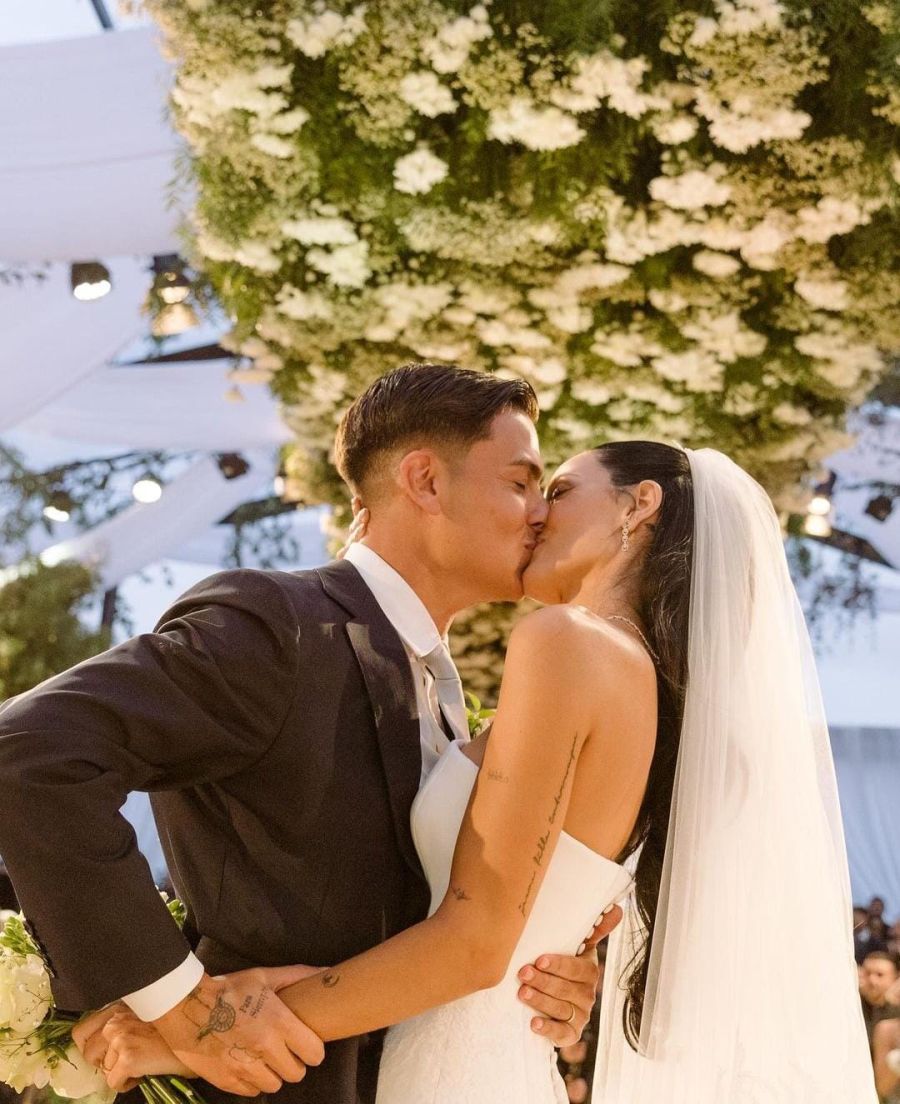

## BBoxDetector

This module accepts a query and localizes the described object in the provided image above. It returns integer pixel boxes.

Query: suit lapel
[317,560,426,884]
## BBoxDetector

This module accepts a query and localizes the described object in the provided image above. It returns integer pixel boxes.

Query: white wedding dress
[376,741,633,1104]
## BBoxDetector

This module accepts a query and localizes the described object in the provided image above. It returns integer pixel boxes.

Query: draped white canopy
[0,27,180,262]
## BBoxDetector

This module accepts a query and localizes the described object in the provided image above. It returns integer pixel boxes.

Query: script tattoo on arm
[519,732,581,918]
[549,733,578,826]
[487,769,510,783]
[451,884,472,901]
[321,971,341,988]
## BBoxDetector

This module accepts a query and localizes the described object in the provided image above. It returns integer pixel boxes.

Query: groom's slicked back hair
[335,362,539,496]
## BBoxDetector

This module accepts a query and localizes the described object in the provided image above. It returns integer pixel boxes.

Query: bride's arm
[276,606,618,1041]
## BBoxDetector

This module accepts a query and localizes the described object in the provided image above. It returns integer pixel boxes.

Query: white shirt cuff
[122,952,205,1022]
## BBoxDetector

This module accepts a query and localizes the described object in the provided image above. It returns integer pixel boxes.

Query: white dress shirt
[123,544,465,1021]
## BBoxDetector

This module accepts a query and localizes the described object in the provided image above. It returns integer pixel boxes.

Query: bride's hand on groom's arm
[516,904,623,1046]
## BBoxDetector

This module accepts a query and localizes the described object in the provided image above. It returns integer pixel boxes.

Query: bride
[92,441,875,1102]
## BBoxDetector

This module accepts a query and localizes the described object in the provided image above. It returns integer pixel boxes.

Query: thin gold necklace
[603,614,660,663]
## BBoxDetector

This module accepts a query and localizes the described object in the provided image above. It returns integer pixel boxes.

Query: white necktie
[421,642,469,744]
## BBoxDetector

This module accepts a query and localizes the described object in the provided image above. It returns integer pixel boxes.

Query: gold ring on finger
[563,1001,577,1025]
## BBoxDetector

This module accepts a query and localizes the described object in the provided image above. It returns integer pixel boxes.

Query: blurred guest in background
[860,951,900,1047]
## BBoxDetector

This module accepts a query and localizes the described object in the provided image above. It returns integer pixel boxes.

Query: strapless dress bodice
[376,741,633,1104]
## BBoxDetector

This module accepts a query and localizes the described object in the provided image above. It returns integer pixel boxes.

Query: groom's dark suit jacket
[0,560,432,1104]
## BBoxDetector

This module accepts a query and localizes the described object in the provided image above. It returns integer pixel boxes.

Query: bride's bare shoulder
[506,605,655,693]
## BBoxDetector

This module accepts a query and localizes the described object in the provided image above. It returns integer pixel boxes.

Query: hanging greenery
[142,0,898,512]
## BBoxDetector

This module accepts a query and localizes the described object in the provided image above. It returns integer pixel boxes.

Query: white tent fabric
[19,360,293,450]
[831,728,900,917]
[0,27,180,262]
[0,258,152,431]
[40,451,273,590]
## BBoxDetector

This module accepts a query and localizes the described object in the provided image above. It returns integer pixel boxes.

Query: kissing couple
[0,362,876,1103]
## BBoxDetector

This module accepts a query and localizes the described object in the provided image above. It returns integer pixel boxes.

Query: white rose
[0,953,52,1035]
[50,1046,116,1103]
[393,148,449,195]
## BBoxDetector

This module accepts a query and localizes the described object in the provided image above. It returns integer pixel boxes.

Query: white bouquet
[0,902,206,1104]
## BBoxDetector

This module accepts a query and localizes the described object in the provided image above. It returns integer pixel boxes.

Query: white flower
[252,64,293,89]
[773,403,813,425]
[488,98,585,151]
[652,349,725,390]
[233,241,281,273]
[281,217,358,246]
[476,319,553,351]
[794,277,849,311]
[393,148,449,194]
[528,358,568,385]
[652,114,700,144]
[399,72,456,117]
[0,1034,52,1094]
[795,196,868,244]
[692,250,741,277]
[689,16,719,47]
[424,6,492,74]
[275,285,334,322]
[649,169,732,210]
[307,240,371,288]
[267,108,311,135]
[740,217,791,267]
[50,1045,115,1103]
[0,952,53,1035]
[572,380,614,405]
[250,132,294,158]
[286,5,368,58]
[545,304,594,333]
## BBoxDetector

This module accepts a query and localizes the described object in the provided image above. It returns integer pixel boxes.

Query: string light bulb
[132,478,163,504]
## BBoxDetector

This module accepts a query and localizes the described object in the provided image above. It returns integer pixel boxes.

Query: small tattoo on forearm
[197,992,236,1039]
[239,995,252,1013]
[321,971,340,988]
[518,871,537,917]
[451,884,471,901]
[487,769,509,783]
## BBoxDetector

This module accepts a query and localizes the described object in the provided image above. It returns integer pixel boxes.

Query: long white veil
[593,448,877,1103]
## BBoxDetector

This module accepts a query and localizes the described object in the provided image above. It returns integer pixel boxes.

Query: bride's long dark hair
[592,441,694,1049]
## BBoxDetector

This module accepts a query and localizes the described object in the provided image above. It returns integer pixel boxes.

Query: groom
[0,363,618,1104]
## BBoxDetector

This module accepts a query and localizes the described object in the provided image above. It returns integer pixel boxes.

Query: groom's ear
[396,448,444,516]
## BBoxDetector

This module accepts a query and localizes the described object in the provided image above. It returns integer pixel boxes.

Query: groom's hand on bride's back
[152,966,325,1097]
[516,904,623,1046]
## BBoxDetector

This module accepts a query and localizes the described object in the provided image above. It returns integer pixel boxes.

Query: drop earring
[621,518,631,551]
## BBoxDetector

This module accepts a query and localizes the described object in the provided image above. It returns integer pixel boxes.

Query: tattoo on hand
[197,992,237,1040]
[451,884,471,901]
[321,971,340,988]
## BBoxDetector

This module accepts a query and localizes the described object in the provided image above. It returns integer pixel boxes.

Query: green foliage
[0,562,108,702]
